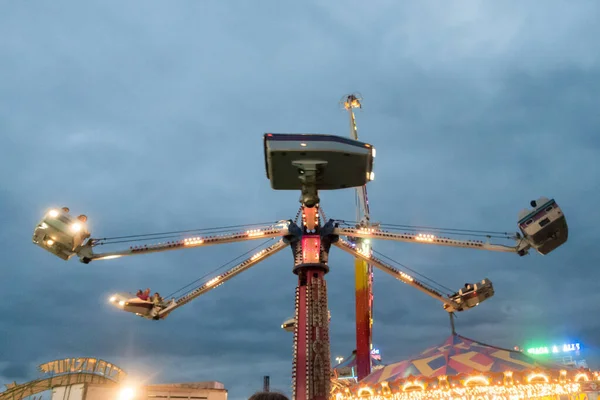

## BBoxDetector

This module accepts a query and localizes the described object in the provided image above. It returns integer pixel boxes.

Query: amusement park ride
[343,94,375,382]
[32,96,569,400]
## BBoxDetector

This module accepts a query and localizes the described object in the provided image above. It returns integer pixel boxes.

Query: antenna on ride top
[340,93,362,112]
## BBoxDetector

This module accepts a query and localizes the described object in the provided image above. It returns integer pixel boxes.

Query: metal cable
[165,238,276,299]
[371,249,454,294]
[96,221,280,242]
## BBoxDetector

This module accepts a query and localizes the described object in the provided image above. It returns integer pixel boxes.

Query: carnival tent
[360,334,570,385]
[334,350,384,371]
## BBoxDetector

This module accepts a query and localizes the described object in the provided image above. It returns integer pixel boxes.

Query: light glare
[118,387,135,400]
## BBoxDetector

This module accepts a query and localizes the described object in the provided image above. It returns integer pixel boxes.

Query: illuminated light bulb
[357,227,376,235]
[575,372,589,382]
[109,296,116,302]
[71,223,82,232]
[464,375,490,386]
[48,209,59,218]
[206,277,220,287]
[300,143,307,147]
[527,373,549,383]
[399,272,413,282]
[118,300,125,306]
[354,381,584,399]
[184,237,204,246]
[46,239,55,246]
[401,381,425,392]
[415,233,435,242]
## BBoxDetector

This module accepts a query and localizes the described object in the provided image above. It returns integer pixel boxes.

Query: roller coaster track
[0,372,118,400]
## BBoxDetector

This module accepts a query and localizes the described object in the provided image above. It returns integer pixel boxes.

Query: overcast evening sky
[1,1,599,399]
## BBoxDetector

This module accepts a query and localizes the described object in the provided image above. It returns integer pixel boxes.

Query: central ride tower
[264,133,375,400]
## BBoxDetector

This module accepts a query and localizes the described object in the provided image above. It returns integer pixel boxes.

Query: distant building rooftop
[147,381,226,390]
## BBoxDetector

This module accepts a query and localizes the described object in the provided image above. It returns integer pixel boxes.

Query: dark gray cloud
[0,363,29,381]
[1,0,599,399]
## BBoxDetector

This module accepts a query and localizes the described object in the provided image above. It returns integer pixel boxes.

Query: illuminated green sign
[526,343,581,355]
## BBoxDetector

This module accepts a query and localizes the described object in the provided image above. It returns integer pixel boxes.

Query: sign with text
[38,357,127,382]
[526,343,581,355]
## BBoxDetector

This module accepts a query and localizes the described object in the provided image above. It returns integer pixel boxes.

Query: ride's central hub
[285,206,339,276]
[292,160,327,208]
[288,204,338,400]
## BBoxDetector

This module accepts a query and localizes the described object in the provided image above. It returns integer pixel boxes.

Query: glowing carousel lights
[575,372,590,382]
[332,371,596,400]
[463,376,490,386]
[338,383,582,400]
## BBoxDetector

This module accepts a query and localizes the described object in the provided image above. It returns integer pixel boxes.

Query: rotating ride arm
[336,238,496,313]
[333,196,569,257]
[334,238,461,312]
[31,207,290,264]
[81,226,288,264]
[111,239,288,320]
[334,226,528,254]
[159,240,288,318]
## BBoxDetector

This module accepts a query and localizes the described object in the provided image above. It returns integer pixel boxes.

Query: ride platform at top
[263,133,375,191]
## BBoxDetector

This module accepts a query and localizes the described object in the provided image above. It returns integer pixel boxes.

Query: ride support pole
[291,206,331,400]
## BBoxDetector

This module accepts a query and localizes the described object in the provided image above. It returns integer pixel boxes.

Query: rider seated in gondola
[152,292,163,306]
[136,288,151,301]
[450,283,474,299]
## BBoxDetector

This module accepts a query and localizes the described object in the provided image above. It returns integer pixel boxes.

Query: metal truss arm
[158,239,288,317]
[334,227,529,254]
[78,225,290,263]
[334,239,458,310]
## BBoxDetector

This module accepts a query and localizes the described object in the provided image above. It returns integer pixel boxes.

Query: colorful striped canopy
[334,350,384,370]
[333,350,384,380]
[360,334,569,385]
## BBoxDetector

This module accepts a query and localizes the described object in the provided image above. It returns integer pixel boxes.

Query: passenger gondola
[32,207,90,260]
[108,293,167,320]
[445,279,494,312]
[518,197,568,255]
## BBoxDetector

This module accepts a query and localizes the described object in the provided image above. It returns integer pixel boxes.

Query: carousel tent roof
[334,350,383,371]
[361,334,571,385]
